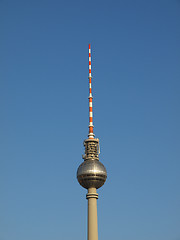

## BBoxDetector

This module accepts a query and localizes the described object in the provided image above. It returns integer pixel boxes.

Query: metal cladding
[77,159,107,189]
[77,139,107,189]
[77,44,107,190]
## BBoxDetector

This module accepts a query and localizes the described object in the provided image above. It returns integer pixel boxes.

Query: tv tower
[77,44,107,240]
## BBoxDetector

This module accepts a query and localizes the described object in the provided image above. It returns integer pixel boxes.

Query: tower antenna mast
[88,44,94,139]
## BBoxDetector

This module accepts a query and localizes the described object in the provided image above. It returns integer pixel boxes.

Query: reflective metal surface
[77,160,107,189]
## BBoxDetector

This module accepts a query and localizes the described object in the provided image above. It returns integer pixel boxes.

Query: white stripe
[89,57,91,61]
[89,73,92,77]
[89,135,94,138]
[89,112,93,117]
[89,102,92,107]
[89,83,91,88]
[89,49,91,53]
[89,93,92,98]
[89,65,91,69]
[89,122,93,125]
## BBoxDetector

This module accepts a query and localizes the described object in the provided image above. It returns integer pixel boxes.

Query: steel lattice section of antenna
[77,44,107,240]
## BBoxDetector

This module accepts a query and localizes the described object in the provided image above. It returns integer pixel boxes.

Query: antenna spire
[88,44,95,139]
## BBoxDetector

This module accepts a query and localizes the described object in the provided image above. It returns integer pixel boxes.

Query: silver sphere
[77,160,107,189]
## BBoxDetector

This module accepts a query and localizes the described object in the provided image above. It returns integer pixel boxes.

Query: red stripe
[89,126,93,133]
[89,117,93,122]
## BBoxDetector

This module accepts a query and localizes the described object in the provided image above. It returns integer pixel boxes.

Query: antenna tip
[89,44,91,49]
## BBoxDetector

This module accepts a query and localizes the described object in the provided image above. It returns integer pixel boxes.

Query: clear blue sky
[1,0,180,240]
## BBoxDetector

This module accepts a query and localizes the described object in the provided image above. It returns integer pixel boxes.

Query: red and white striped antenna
[88,44,95,139]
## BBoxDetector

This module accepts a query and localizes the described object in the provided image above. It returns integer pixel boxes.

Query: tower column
[86,187,99,240]
[77,44,107,240]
